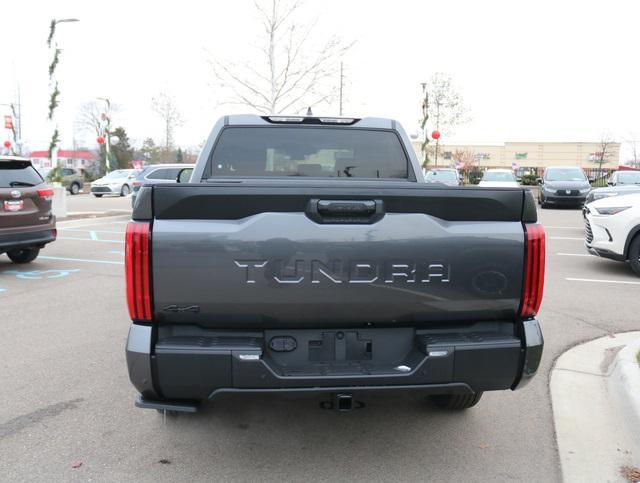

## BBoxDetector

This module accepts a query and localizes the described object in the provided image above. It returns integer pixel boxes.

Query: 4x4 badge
[10,190,21,198]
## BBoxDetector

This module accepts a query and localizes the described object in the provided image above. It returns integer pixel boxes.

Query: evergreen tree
[111,127,134,169]
[176,147,184,163]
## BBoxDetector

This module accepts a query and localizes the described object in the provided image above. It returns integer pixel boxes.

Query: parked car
[0,156,57,263]
[424,168,461,186]
[538,166,590,208]
[585,192,640,276]
[125,114,545,415]
[130,164,195,207]
[58,167,84,195]
[91,169,137,197]
[582,185,640,217]
[478,169,519,188]
[607,170,640,187]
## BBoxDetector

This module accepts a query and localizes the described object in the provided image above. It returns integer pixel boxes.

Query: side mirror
[536,178,543,185]
[177,167,194,183]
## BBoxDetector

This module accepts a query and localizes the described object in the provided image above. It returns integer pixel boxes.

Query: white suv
[585,192,640,276]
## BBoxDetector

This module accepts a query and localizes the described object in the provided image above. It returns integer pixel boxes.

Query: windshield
[545,168,587,182]
[618,171,640,184]
[205,127,409,179]
[425,170,457,181]
[104,170,131,179]
[482,171,516,182]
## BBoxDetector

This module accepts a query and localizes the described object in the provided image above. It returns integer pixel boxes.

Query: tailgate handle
[317,200,376,216]
[307,199,384,224]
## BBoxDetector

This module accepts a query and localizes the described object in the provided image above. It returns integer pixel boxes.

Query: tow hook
[320,393,365,412]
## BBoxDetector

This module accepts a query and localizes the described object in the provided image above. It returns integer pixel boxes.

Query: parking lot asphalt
[65,191,133,215]
[1,207,639,482]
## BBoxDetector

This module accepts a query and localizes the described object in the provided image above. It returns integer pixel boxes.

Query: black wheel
[629,234,640,277]
[7,247,40,264]
[93,194,103,198]
[69,182,80,195]
[431,392,483,410]
[120,184,130,196]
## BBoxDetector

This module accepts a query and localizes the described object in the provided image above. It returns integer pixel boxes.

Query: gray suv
[131,164,194,207]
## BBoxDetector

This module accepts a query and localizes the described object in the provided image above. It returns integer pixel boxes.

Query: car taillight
[133,181,142,187]
[520,223,546,318]
[125,221,152,321]
[37,188,54,200]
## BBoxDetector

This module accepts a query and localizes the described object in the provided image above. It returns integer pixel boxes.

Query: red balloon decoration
[3,140,11,148]
[96,136,105,145]
[431,130,441,140]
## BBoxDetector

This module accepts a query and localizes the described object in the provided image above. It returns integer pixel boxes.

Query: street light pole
[47,18,79,169]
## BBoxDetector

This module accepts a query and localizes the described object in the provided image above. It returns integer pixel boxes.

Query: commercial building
[412,141,621,175]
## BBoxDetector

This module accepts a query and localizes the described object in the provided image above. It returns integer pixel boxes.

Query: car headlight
[579,188,590,194]
[595,206,631,215]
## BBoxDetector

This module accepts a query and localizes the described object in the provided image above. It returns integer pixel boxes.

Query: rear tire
[7,247,40,264]
[431,392,483,410]
[629,235,640,277]
[69,183,80,195]
[120,184,130,196]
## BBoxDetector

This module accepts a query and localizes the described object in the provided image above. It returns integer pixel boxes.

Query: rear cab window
[0,161,44,188]
[204,127,410,180]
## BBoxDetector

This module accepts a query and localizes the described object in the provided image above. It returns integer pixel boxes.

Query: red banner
[4,115,12,130]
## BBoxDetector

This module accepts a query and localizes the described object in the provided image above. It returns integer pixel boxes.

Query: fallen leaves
[620,466,640,482]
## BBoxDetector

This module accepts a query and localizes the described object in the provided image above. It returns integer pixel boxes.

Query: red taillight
[37,188,54,199]
[520,223,546,318]
[125,221,152,321]
[133,181,142,187]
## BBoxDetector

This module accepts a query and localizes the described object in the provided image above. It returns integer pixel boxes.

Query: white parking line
[557,253,590,257]
[58,236,124,244]
[59,228,124,234]
[39,256,124,265]
[57,216,130,229]
[566,277,640,285]
[545,226,584,229]
[549,237,584,241]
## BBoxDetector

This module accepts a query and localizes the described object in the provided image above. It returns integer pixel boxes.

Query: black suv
[538,166,591,208]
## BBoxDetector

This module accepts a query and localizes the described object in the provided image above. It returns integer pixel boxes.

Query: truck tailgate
[150,182,527,327]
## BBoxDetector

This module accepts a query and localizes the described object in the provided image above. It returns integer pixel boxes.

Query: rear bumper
[0,226,56,252]
[126,319,544,405]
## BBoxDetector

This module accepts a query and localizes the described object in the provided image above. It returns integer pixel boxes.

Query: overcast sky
[2,0,639,159]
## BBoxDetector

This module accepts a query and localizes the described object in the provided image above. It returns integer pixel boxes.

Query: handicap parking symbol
[3,269,80,280]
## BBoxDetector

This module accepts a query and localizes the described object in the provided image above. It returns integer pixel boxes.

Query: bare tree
[592,133,616,186]
[152,93,184,150]
[209,0,352,114]
[623,133,640,167]
[452,149,478,171]
[76,100,117,137]
[419,73,468,167]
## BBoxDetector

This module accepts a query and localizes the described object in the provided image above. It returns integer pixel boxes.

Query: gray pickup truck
[125,115,545,413]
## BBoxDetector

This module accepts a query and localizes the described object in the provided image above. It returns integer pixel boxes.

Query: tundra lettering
[233,259,452,284]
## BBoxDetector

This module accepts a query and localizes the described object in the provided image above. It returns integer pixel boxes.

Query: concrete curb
[551,331,640,482]
[609,337,640,450]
